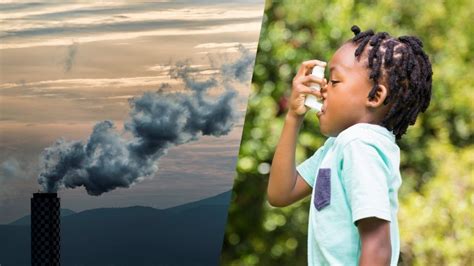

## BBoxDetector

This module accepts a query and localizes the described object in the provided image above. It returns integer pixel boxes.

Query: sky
[0,0,264,224]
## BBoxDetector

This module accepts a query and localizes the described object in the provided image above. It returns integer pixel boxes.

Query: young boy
[267,25,433,265]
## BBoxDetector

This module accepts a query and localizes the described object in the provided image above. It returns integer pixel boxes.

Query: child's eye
[330,80,340,84]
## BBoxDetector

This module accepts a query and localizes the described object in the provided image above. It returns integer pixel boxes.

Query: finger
[296,60,327,76]
[308,79,327,98]
[296,60,325,76]
[309,88,323,99]
[322,78,328,89]
[305,79,328,90]
[294,83,313,95]
[300,75,327,86]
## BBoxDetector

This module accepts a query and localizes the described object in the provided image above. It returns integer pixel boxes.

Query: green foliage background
[220,0,473,265]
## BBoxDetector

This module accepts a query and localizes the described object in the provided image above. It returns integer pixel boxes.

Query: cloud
[194,42,257,49]
[146,64,208,73]
[0,158,27,182]
[0,75,173,91]
[0,22,262,50]
[194,42,258,55]
[0,1,264,50]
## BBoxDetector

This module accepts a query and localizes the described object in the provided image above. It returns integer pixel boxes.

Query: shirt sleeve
[341,139,392,224]
[296,147,324,188]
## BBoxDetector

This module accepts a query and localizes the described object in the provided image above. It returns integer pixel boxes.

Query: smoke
[220,44,255,83]
[64,42,78,72]
[1,158,23,181]
[38,46,255,196]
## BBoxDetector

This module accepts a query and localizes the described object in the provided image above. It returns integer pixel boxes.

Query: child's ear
[366,84,388,108]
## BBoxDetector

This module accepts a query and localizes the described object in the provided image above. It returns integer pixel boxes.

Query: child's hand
[289,60,327,117]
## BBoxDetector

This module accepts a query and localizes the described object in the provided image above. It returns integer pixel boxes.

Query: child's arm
[267,60,326,207]
[267,111,310,207]
[357,217,392,265]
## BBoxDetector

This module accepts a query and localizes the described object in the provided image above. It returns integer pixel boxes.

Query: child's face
[317,42,375,137]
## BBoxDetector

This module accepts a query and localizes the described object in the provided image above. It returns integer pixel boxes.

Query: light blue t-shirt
[296,123,402,266]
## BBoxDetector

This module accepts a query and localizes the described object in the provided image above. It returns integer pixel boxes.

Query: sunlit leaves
[222,0,473,265]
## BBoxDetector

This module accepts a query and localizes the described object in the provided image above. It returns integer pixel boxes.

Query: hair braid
[350,25,433,139]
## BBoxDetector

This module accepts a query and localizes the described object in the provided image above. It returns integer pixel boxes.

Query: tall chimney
[31,192,61,266]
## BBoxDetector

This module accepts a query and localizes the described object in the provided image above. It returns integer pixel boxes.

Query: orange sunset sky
[0,0,264,223]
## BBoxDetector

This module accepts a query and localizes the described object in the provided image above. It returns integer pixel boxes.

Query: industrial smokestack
[31,192,61,266]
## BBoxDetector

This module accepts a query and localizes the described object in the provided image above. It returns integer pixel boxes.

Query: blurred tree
[221,0,473,265]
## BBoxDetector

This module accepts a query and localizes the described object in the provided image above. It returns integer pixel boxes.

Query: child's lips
[317,104,327,117]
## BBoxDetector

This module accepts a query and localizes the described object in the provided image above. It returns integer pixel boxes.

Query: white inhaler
[304,64,326,112]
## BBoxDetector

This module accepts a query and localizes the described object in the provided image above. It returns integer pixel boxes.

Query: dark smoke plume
[38,46,255,195]
[64,42,78,72]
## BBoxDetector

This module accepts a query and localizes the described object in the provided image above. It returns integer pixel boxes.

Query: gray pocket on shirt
[314,168,331,211]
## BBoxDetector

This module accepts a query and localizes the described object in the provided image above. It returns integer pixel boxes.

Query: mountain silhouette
[0,190,232,266]
[10,208,76,226]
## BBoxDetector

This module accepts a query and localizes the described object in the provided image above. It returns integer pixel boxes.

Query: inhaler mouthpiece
[304,64,326,112]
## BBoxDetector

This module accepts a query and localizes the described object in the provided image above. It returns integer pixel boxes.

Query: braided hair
[349,25,433,139]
